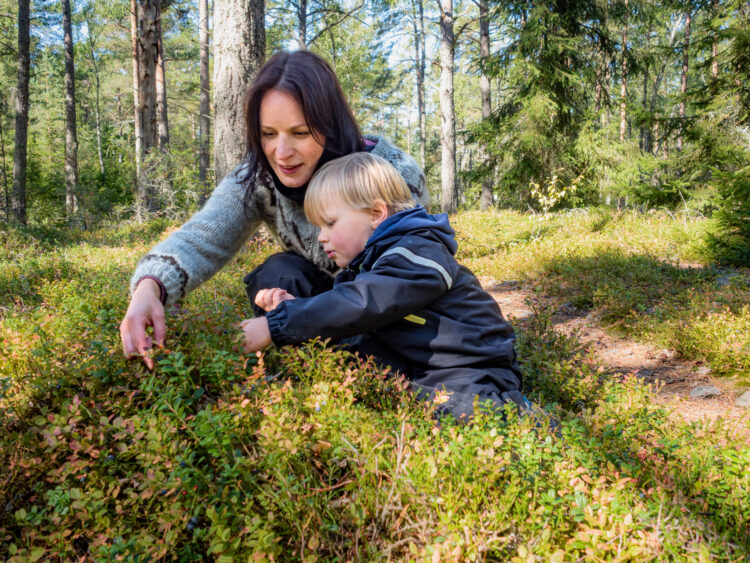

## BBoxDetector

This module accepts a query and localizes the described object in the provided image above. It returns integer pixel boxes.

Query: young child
[240,152,524,419]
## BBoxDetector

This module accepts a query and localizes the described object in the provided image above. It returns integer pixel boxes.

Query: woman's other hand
[120,278,166,370]
[238,317,272,353]
[254,288,295,312]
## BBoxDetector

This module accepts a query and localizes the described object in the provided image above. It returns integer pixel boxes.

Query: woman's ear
[370,200,389,229]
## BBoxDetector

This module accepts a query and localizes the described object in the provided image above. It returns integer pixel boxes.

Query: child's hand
[254,288,296,312]
[238,317,272,353]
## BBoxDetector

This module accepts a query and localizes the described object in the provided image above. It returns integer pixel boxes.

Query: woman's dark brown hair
[240,50,365,210]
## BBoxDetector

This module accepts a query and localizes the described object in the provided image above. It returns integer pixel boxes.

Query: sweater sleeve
[129,164,263,306]
[265,237,458,345]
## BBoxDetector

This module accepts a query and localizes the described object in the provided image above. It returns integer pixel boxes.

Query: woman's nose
[275,135,294,159]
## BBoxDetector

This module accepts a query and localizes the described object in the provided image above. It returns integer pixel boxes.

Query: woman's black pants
[243,252,334,317]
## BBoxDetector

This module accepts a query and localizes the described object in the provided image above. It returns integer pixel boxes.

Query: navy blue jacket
[265,207,524,418]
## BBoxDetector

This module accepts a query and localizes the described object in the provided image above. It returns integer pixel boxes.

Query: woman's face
[259,89,326,188]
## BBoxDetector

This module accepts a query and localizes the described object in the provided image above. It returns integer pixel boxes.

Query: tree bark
[298,0,307,49]
[438,0,456,213]
[647,15,682,154]
[711,0,719,88]
[213,0,265,183]
[62,0,79,217]
[0,94,9,217]
[409,0,426,169]
[12,0,30,225]
[640,19,652,152]
[85,29,106,177]
[155,0,170,151]
[136,0,160,216]
[478,0,492,209]
[199,0,211,202]
[677,8,691,152]
[131,0,143,211]
[620,0,628,142]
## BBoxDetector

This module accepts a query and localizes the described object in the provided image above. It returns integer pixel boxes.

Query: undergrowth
[1,210,748,560]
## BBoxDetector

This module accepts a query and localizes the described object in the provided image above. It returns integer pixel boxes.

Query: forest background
[0,0,748,264]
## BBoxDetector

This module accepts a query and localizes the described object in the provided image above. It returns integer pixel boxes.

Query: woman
[120,50,429,368]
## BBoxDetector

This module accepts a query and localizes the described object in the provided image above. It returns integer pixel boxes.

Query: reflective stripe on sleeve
[377,247,453,289]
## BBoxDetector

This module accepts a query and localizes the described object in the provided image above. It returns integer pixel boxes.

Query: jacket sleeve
[265,237,458,345]
[129,164,263,306]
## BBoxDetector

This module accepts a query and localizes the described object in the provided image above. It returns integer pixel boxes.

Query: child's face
[317,196,386,268]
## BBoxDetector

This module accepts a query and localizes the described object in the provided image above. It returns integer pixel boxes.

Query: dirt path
[480,279,750,436]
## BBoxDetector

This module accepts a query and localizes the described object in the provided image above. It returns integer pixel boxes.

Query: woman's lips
[279,164,301,174]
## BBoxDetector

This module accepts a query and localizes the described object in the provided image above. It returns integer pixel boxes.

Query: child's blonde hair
[305,152,415,225]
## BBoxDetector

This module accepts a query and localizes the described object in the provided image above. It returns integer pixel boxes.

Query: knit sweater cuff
[134,275,168,305]
[130,253,190,307]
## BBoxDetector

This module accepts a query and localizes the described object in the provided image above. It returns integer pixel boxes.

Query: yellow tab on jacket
[403,314,426,325]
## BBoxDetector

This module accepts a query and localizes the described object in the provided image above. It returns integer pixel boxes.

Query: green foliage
[706,164,750,266]
[451,208,749,381]
[1,214,749,559]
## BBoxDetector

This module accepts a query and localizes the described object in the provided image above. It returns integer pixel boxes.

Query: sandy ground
[480,278,750,438]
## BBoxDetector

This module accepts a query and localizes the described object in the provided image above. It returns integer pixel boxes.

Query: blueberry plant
[1,213,748,560]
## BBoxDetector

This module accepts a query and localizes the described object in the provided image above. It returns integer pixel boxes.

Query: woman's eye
[261,131,275,137]
[294,131,310,137]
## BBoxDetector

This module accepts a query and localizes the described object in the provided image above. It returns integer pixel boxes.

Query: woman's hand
[238,317,272,353]
[119,278,166,370]
[254,288,295,312]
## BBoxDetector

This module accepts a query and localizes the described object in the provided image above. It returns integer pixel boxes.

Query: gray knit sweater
[130,135,428,306]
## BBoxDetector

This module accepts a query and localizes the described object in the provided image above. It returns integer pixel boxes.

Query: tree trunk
[12,0,30,225]
[711,0,719,88]
[86,32,106,177]
[199,0,211,203]
[138,0,159,154]
[620,0,628,142]
[136,0,160,216]
[131,0,143,214]
[409,0,426,169]
[438,0,456,213]
[298,0,307,49]
[62,0,79,218]
[647,15,682,154]
[677,9,691,152]
[155,1,170,151]
[478,0,492,209]
[0,94,9,218]
[213,0,265,182]
[640,19,652,152]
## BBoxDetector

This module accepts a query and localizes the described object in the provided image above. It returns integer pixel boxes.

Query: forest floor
[481,277,750,437]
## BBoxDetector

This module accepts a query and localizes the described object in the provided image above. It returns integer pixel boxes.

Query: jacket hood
[367,206,457,254]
